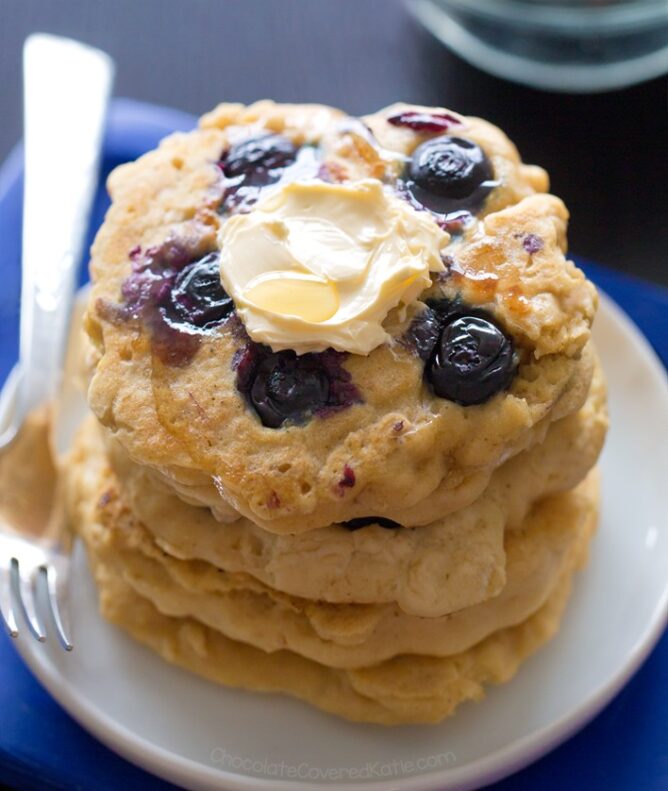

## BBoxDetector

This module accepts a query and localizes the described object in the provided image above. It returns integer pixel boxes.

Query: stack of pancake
[65,101,607,725]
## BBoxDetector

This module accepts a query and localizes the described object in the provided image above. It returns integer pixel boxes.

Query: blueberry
[342,517,402,531]
[111,242,232,366]
[407,136,494,215]
[404,298,469,361]
[404,306,443,361]
[387,111,460,133]
[234,344,362,428]
[221,134,297,181]
[250,352,330,428]
[427,315,516,405]
[166,252,234,329]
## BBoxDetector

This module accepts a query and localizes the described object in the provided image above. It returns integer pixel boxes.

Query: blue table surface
[0,99,666,791]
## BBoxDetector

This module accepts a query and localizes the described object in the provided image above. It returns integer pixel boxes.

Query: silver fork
[0,35,114,649]
[0,533,72,649]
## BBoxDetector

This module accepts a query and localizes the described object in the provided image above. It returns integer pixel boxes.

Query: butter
[218,179,448,355]
[246,276,340,323]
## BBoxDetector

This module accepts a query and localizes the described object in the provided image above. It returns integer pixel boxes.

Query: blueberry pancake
[88,558,586,725]
[67,426,598,671]
[68,99,608,725]
[85,101,597,533]
[77,357,605,617]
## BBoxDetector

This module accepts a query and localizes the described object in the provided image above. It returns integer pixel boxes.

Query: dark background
[0,0,667,286]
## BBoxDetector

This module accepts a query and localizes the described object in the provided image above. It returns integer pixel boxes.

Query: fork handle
[18,35,114,418]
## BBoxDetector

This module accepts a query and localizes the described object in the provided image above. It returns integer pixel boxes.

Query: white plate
[8,294,668,791]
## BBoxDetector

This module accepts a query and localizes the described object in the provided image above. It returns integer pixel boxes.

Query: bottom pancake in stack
[66,414,601,725]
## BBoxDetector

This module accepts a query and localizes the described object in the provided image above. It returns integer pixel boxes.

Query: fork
[0,532,72,649]
[0,35,114,649]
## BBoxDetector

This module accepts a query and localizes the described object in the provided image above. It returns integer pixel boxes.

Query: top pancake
[85,101,598,533]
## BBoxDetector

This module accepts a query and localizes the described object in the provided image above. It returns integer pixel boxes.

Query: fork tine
[44,562,72,651]
[0,561,18,637]
[12,558,46,642]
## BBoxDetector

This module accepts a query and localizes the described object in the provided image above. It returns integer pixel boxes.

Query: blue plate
[0,98,666,791]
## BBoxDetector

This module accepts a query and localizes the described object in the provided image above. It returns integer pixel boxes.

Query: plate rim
[6,290,668,791]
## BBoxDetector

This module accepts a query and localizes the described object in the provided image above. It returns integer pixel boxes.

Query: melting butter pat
[246,275,340,323]
[218,179,449,355]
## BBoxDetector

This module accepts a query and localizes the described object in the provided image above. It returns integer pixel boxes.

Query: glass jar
[409,0,668,91]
